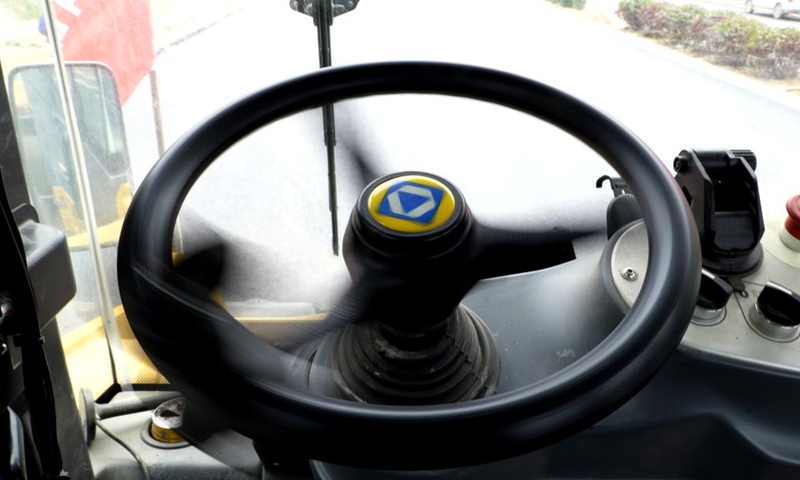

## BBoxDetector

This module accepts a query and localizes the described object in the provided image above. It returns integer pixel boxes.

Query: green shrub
[637,3,674,38]
[617,0,800,79]
[707,16,761,66]
[687,11,735,51]
[550,0,586,11]
[669,5,709,45]
[618,0,653,30]
[707,16,800,77]
[746,27,800,79]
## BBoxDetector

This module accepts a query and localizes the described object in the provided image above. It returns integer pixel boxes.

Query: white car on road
[745,0,800,19]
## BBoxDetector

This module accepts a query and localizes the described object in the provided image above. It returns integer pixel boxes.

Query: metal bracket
[290,0,360,23]
[596,175,632,198]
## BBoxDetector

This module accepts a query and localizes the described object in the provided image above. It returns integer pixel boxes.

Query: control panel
[86,147,800,479]
[606,149,800,374]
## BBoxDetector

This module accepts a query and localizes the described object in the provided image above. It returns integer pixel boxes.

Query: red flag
[56,0,154,105]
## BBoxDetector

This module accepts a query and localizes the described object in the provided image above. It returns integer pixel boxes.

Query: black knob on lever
[747,282,800,342]
[692,269,733,326]
[697,270,734,311]
[757,283,800,328]
[311,172,588,404]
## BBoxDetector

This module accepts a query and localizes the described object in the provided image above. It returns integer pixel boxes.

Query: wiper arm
[316,0,339,255]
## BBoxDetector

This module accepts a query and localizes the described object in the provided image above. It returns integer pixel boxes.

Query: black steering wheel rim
[118,61,701,469]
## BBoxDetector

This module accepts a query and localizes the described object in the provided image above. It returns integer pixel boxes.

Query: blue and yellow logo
[367,175,456,233]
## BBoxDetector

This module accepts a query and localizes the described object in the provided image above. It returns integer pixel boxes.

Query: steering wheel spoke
[469,223,594,279]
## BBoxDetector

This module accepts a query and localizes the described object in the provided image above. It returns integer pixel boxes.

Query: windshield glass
[1,0,799,397]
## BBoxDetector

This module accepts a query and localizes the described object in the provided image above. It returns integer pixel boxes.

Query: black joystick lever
[343,172,580,332]
[597,175,642,238]
[697,270,734,311]
[674,149,764,276]
[692,269,734,326]
[757,283,800,328]
[309,172,585,405]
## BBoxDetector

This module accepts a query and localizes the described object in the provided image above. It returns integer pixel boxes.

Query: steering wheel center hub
[351,172,470,261]
[366,174,457,233]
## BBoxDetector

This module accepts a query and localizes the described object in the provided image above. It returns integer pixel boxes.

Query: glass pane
[0,0,115,399]
[6,0,265,392]
[9,64,132,233]
[45,0,156,390]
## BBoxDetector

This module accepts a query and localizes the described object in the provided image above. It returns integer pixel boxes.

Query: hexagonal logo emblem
[377,181,445,224]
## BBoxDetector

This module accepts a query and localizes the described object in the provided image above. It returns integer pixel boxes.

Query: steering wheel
[117,62,700,470]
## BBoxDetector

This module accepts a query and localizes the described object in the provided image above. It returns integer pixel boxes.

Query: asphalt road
[122,0,800,307]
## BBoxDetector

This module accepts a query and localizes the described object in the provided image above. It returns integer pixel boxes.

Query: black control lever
[757,283,800,328]
[597,175,642,238]
[747,282,800,342]
[697,269,734,311]
[596,175,632,197]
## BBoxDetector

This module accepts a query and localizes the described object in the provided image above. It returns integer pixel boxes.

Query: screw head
[620,267,638,281]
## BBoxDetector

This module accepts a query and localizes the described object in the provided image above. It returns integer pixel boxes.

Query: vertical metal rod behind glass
[316,0,339,255]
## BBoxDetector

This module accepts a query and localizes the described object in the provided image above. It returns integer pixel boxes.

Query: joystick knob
[692,270,733,326]
[747,282,800,342]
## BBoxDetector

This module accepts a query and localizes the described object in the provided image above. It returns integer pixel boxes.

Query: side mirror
[8,62,133,236]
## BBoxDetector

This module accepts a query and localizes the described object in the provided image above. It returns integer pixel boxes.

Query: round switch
[747,282,800,342]
[149,397,186,444]
[692,269,733,326]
